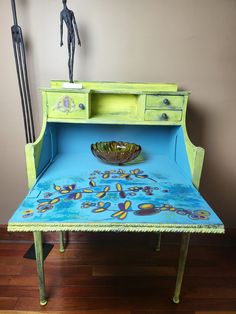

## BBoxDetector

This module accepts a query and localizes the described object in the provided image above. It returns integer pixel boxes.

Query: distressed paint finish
[146,95,184,109]
[144,109,182,122]
[25,81,205,208]
[25,93,48,189]
[50,80,178,92]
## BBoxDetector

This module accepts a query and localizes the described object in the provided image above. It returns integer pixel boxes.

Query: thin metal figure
[60,0,81,83]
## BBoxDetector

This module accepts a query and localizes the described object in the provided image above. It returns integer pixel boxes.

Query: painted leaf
[104,186,110,192]
[37,199,49,204]
[124,200,131,210]
[74,192,82,200]
[89,181,96,187]
[54,185,61,191]
[120,211,128,220]
[50,198,60,204]
[96,192,105,198]
[116,183,122,191]
[60,190,70,194]
[112,210,124,217]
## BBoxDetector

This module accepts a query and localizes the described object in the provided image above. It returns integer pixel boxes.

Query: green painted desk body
[8,81,224,306]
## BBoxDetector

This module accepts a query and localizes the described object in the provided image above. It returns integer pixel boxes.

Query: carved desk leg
[59,231,65,253]
[33,231,47,306]
[155,232,162,251]
[173,233,190,304]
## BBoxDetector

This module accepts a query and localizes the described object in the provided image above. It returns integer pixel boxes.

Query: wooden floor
[0,233,236,314]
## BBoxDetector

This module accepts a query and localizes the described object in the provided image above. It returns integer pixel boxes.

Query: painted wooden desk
[8,81,224,306]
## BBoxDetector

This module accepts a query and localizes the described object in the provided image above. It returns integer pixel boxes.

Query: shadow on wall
[186,100,236,227]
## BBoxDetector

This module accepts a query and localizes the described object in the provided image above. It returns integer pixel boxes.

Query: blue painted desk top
[8,124,224,233]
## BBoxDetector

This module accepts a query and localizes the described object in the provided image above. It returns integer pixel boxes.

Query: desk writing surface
[8,124,224,233]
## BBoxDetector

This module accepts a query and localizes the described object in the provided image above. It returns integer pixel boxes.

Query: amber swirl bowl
[91,141,142,165]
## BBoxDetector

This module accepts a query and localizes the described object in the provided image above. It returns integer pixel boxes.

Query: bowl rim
[91,141,142,153]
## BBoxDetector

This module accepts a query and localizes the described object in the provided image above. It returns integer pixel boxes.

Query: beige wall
[0,0,235,226]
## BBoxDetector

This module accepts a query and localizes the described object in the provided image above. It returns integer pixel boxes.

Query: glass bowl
[91,141,142,165]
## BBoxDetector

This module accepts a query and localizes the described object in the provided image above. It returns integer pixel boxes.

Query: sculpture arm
[60,12,63,46]
[72,13,81,46]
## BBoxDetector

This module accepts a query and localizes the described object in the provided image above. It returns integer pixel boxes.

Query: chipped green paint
[27,81,204,193]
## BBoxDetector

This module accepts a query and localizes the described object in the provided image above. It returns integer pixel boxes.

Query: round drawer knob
[79,103,85,110]
[163,98,170,105]
[161,113,168,120]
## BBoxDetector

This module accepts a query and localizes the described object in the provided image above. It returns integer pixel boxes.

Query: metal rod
[11,0,36,143]
[33,231,47,306]
[21,39,36,142]
[16,39,33,142]
[12,39,29,143]
[173,233,190,304]
[11,0,18,25]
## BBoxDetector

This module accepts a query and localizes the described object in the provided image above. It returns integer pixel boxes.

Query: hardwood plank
[14,297,236,311]
[93,266,176,277]
[196,312,236,314]
[2,311,130,314]
[0,297,18,310]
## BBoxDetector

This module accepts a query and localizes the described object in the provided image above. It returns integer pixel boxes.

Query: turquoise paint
[9,124,223,228]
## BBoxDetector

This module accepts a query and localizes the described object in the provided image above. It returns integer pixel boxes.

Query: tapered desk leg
[59,231,65,253]
[155,232,162,251]
[33,231,47,306]
[173,233,190,304]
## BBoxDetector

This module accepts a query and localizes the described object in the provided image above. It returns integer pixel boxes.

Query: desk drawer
[145,109,182,122]
[47,92,87,119]
[146,95,184,109]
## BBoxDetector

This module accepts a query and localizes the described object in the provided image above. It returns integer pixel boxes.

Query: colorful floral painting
[11,167,217,226]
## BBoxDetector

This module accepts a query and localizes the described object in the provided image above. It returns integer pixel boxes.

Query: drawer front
[146,95,184,109]
[144,110,182,122]
[47,92,87,119]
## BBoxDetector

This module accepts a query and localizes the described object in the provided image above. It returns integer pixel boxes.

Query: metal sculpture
[60,0,81,83]
[11,0,35,143]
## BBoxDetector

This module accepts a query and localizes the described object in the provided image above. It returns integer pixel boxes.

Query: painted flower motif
[36,197,60,213]
[160,204,176,211]
[128,186,142,192]
[22,209,34,218]
[92,202,111,213]
[176,209,191,216]
[142,186,154,195]
[188,210,210,220]
[116,183,126,198]
[130,169,157,183]
[67,192,82,200]
[81,201,96,208]
[37,203,53,213]
[112,200,132,220]
[54,183,76,194]
[134,203,160,216]
[96,186,110,198]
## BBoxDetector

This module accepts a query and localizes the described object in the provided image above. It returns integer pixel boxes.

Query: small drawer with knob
[144,109,182,122]
[47,92,88,119]
[146,95,184,109]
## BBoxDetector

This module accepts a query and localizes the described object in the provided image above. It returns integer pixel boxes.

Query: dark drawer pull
[79,103,85,110]
[161,113,168,120]
[163,98,170,105]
